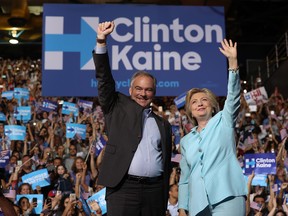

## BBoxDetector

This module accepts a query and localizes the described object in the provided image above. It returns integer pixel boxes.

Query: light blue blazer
[178,71,247,216]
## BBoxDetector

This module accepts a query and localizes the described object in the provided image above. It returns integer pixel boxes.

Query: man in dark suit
[93,21,172,216]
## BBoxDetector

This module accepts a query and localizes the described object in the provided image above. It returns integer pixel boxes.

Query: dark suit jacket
[93,52,172,208]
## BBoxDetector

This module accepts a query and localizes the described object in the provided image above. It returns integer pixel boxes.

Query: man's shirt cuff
[94,45,107,54]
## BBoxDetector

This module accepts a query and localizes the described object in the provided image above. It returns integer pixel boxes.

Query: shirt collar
[191,126,206,134]
[143,107,152,117]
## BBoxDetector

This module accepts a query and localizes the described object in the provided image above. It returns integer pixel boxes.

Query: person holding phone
[17,196,37,215]
[93,21,172,216]
[178,39,247,216]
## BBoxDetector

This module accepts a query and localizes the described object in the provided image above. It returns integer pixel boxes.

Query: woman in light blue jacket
[178,39,247,216]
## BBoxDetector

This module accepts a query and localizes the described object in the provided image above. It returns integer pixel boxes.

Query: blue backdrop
[43,4,226,97]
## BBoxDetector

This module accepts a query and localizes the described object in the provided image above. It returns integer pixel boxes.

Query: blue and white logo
[44,16,98,70]
[244,153,276,175]
[245,158,256,169]
[43,4,226,97]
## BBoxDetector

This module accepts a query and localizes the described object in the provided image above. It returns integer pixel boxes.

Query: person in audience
[53,164,73,194]
[167,184,179,216]
[17,183,34,195]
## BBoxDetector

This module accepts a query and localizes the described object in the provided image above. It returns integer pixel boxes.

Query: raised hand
[97,21,115,39]
[219,39,237,59]
[219,39,238,69]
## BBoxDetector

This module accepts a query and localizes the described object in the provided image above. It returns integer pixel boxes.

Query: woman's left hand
[219,39,238,69]
[219,39,237,59]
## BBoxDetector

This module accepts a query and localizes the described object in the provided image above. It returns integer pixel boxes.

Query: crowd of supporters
[0,57,287,216]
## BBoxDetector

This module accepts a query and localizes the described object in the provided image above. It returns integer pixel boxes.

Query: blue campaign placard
[66,123,86,139]
[16,194,44,214]
[244,153,276,175]
[62,101,79,117]
[21,169,50,190]
[0,150,10,168]
[1,91,14,100]
[14,106,31,121]
[95,135,106,156]
[86,187,107,215]
[13,88,29,100]
[41,99,58,112]
[43,4,226,97]
[78,99,93,114]
[244,174,268,187]
[0,112,6,121]
[4,125,26,141]
[79,196,91,215]
[174,91,187,109]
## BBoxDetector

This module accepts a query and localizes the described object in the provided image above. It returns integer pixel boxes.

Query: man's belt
[126,174,163,184]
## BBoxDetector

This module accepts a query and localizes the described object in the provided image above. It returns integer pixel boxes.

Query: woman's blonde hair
[185,88,220,126]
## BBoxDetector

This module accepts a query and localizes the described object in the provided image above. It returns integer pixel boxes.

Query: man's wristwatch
[97,38,106,44]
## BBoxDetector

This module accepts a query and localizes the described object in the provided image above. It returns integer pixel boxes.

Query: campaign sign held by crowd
[86,187,107,214]
[62,101,79,117]
[14,106,31,122]
[4,125,26,141]
[22,169,50,190]
[244,153,276,175]
[41,99,58,112]
[66,123,86,139]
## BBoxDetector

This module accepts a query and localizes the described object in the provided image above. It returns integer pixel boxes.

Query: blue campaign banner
[78,99,93,114]
[95,135,106,156]
[244,153,276,175]
[14,106,31,121]
[244,174,267,187]
[16,194,44,214]
[0,112,6,121]
[13,88,29,100]
[86,187,107,215]
[41,99,58,112]
[174,91,187,109]
[62,101,79,117]
[43,4,226,97]
[79,190,91,215]
[4,125,26,141]
[22,169,50,190]
[0,150,10,168]
[1,91,13,100]
[66,123,86,139]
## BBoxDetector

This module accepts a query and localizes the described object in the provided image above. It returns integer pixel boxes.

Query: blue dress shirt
[128,108,163,177]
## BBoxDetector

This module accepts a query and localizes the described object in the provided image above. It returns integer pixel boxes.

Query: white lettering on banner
[112,45,201,71]
[24,173,48,184]
[18,110,30,115]
[7,128,25,136]
[256,163,272,168]
[256,158,275,163]
[255,157,275,168]
[73,127,86,134]
[112,17,223,43]
[110,16,223,71]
